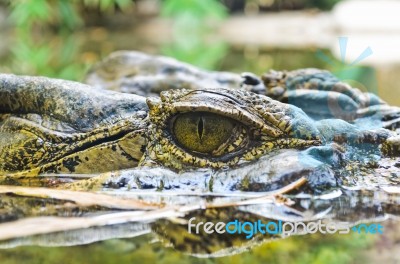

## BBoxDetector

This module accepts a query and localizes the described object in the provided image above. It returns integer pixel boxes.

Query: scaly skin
[0,76,321,176]
[1,52,400,256]
[143,88,321,170]
[0,75,148,176]
[0,51,399,185]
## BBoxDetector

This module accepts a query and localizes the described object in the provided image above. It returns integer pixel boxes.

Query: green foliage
[9,0,81,31]
[160,0,229,70]
[83,0,132,12]
[305,0,342,10]
[7,34,90,80]
[8,0,133,30]
[3,0,229,79]
[163,40,228,70]
[162,0,227,21]
[3,0,134,80]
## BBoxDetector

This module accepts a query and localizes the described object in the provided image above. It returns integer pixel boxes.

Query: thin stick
[0,178,307,240]
[203,177,306,209]
[0,207,186,241]
[0,186,159,210]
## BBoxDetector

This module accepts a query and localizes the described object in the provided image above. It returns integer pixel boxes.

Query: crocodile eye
[172,112,245,155]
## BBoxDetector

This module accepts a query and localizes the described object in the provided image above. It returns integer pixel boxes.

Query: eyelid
[170,101,283,138]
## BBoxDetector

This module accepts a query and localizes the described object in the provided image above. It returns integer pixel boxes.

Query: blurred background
[0,1,400,262]
[0,0,399,105]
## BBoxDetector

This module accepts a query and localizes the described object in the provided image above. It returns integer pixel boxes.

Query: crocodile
[1,51,399,188]
[1,51,400,255]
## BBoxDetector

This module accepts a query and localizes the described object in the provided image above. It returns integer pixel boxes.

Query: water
[0,186,397,263]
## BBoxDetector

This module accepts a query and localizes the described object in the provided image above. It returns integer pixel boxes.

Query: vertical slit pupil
[198,116,204,140]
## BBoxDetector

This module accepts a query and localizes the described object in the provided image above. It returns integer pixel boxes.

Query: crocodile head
[1,68,397,194]
[0,75,322,179]
[142,88,322,170]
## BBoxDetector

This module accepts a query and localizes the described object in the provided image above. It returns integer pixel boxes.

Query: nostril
[241,72,261,86]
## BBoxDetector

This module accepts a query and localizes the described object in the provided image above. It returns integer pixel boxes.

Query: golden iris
[172,112,235,154]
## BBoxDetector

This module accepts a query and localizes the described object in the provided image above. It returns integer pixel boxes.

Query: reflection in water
[0,231,376,264]
[0,185,397,263]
